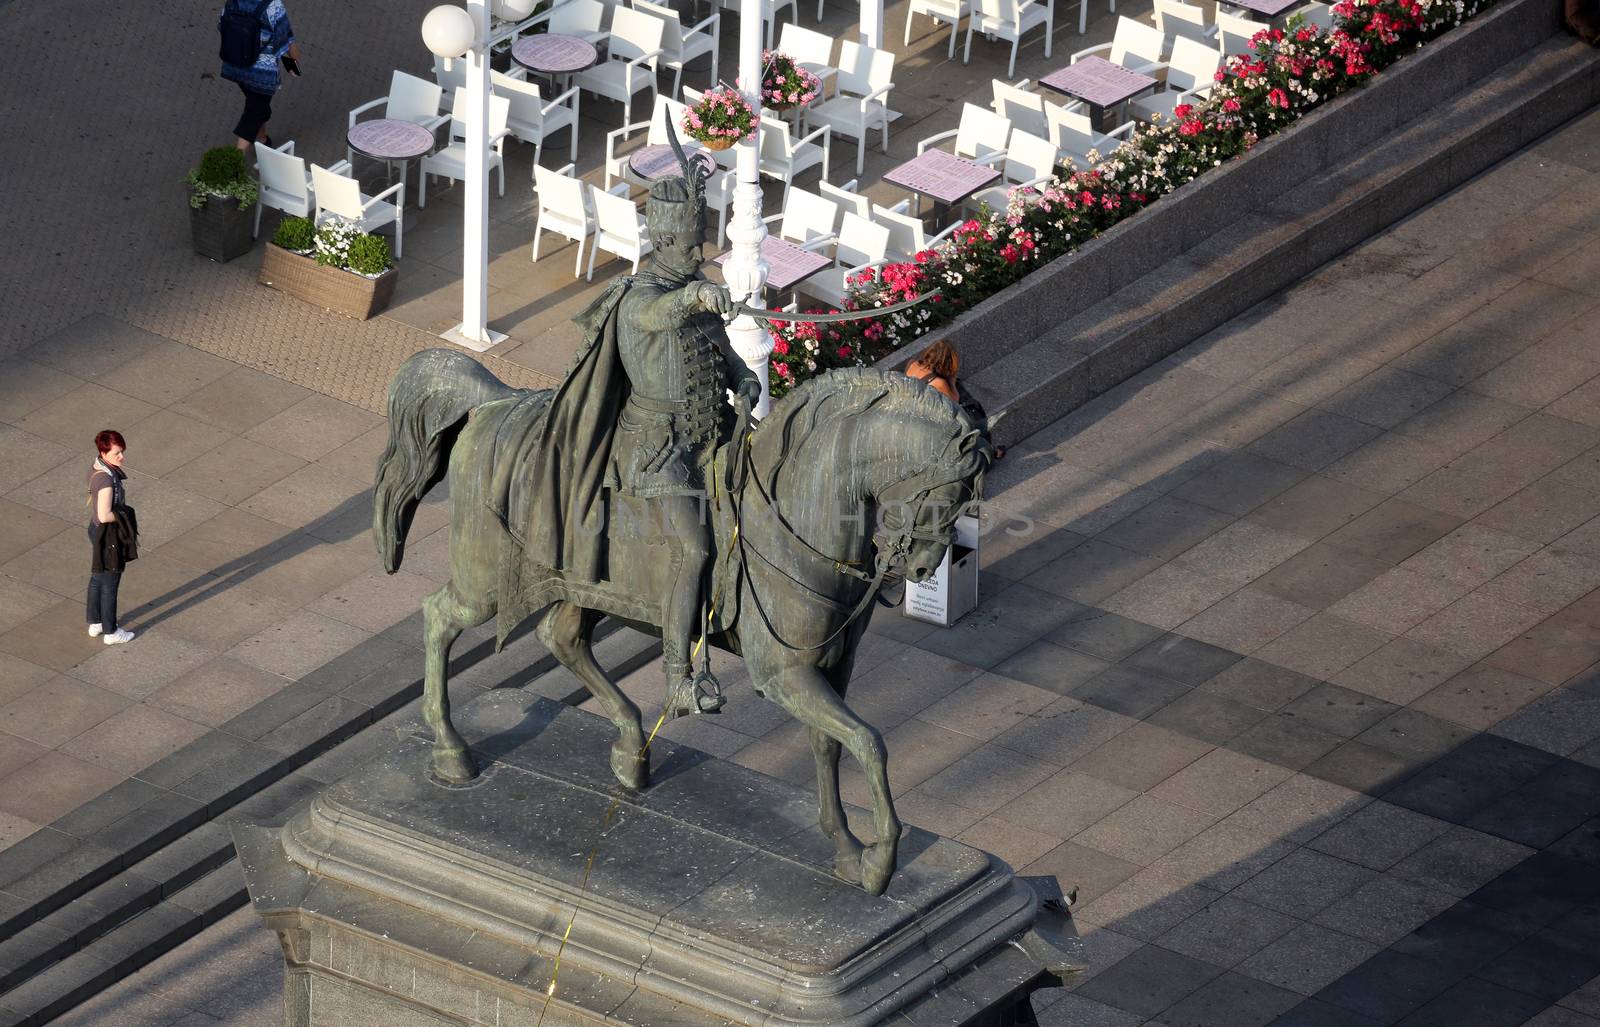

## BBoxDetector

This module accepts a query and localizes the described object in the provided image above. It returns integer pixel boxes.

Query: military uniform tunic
[605,273,755,500]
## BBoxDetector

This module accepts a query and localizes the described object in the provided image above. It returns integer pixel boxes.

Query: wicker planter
[259,245,398,320]
[190,195,255,263]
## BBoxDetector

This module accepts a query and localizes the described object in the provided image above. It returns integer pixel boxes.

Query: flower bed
[767,0,1500,396]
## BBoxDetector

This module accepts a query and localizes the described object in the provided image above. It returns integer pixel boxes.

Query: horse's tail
[374,349,516,573]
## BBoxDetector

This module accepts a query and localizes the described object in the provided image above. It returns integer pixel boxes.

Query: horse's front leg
[809,728,866,883]
[423,583,493,783]
[768,665,901,895]
[537,601,648,789]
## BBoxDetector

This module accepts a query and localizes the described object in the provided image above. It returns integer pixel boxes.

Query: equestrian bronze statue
[373,140,995,897]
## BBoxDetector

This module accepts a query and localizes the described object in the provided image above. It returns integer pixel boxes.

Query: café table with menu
[713,237,831,293]
[883,148,1000,217]
[1039,57,1158,130]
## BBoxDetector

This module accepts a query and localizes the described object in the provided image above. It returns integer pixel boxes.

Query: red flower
[1267,88,1290,109]
[838,345,853,358]
[1178,118,1204,137]
[773,338,790,356]
[1222,96,1241,112]
[1172,103,1194,119]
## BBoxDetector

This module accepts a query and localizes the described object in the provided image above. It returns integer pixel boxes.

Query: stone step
[967,33,1600,447]
[0,620,662,1026]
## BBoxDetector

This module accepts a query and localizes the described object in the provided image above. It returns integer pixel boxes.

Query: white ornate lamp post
[719,8,775,416]
[422,0,535,352]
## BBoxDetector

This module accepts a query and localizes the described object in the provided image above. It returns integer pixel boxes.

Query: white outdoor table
[627,142,718,181]
[714,236,830,293]
[1218,0,1310,19]
[511,33,600,76]
[346,118,436,220]
[1040,57,1159,131]
[883,148,1000,218]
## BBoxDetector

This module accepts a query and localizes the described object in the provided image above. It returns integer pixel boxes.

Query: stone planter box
[259,244,398,320]
[190,195,254,263]
[879,0,1566,383]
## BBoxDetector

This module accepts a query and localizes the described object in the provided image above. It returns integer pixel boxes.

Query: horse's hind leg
[424,581,493,783]
[537,601,648,790]
[809,728,865,883]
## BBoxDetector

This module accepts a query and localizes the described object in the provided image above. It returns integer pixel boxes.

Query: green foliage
[272,216,315,252]
[346,234,393,276]
[187,146,258,210]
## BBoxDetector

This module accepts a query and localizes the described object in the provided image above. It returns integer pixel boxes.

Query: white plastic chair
[917,102,1012,168]
[633,0,719,98]
[433,55,468,93]
[779,24,838,99]
[963,0,1054,79]
[804,41,895,175]
[532,162,595,276]
[762,187,842,250]
[253,140,318,239]
[574,7,665,131]
[528,0,609,45]
[758,116,831,205]
[587,187,652,278]
[494,70,581,168]
[1153,0,1214,49]
[991,79,1049,139]
[1214,9,1261,53]
[604,95,692,188]
[872,204,959,263]
[970,129,1059,209]
[1128,35,1222,122]
[819,178,885,220]
[712,0,799,47]
[419,87,510,207]
[803,213,891,307]
[310,164,404,258]
[905,0,966,60]
[1046,100,1134,167]
[346,71,448,168]
[1072,15,1167,71]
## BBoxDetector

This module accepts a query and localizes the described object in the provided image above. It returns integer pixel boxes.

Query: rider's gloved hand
[694,281,737,318]
[735,376,762,408]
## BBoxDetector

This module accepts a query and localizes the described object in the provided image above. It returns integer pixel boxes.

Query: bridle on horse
[727,427,977,654]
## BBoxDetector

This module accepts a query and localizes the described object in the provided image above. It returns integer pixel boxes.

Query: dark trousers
[87,570,121,633]
[233,82,274,143]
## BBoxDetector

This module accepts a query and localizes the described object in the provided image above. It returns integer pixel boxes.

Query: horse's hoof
[612,744,648,790]
[833,850,863,885]
[859,841,897,897]
[432,747,478,785]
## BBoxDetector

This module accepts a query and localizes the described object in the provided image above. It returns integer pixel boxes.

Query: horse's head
[756,367,997,587]
[872,420,994,585]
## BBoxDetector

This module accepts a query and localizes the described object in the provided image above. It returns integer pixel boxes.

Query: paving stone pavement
[50,104,1600,1025]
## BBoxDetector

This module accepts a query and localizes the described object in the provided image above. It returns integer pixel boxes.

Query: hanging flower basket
[760,50,822,112]
[682,86,758,149]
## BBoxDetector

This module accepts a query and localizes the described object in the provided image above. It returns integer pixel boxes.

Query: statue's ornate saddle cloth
[481,392,742,646]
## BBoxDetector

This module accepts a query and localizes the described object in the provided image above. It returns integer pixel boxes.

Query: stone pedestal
[235,692,1080,1026]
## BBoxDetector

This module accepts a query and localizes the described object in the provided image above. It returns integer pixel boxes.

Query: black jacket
[91,506,139,573]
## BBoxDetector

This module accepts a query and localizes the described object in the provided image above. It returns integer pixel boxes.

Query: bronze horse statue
[374,351,993,895]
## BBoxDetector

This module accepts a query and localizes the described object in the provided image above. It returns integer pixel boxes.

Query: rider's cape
[487,277,630,623]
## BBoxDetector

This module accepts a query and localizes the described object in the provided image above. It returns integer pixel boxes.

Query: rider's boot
[663,642,725,719]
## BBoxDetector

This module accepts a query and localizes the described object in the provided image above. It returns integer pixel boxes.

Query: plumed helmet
[645,120,715,242]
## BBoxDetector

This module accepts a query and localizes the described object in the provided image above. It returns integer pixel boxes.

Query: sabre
[725,288,943,326]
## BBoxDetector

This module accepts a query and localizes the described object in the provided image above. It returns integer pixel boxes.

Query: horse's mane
[754,367,992,498]
[762,366,978,436]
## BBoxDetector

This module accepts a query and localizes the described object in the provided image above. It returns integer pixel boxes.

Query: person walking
[218,0,301,153]
[87,430,138,645]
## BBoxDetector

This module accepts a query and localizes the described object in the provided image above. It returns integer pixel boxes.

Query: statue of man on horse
[373,130,997,896]
[490,131,760,724]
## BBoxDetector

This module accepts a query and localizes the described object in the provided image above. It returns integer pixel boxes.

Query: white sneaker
[103,628,135,645]
[87,624,103,638]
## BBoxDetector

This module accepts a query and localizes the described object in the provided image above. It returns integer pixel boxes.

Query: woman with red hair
[87,430,137,645]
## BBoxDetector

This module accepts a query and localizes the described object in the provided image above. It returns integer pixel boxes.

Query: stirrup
[666,668,725,718]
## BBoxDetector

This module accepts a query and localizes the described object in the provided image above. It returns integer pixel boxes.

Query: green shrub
[272,216,315,252]
[186,146,258,210]
[346,234,394,276]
